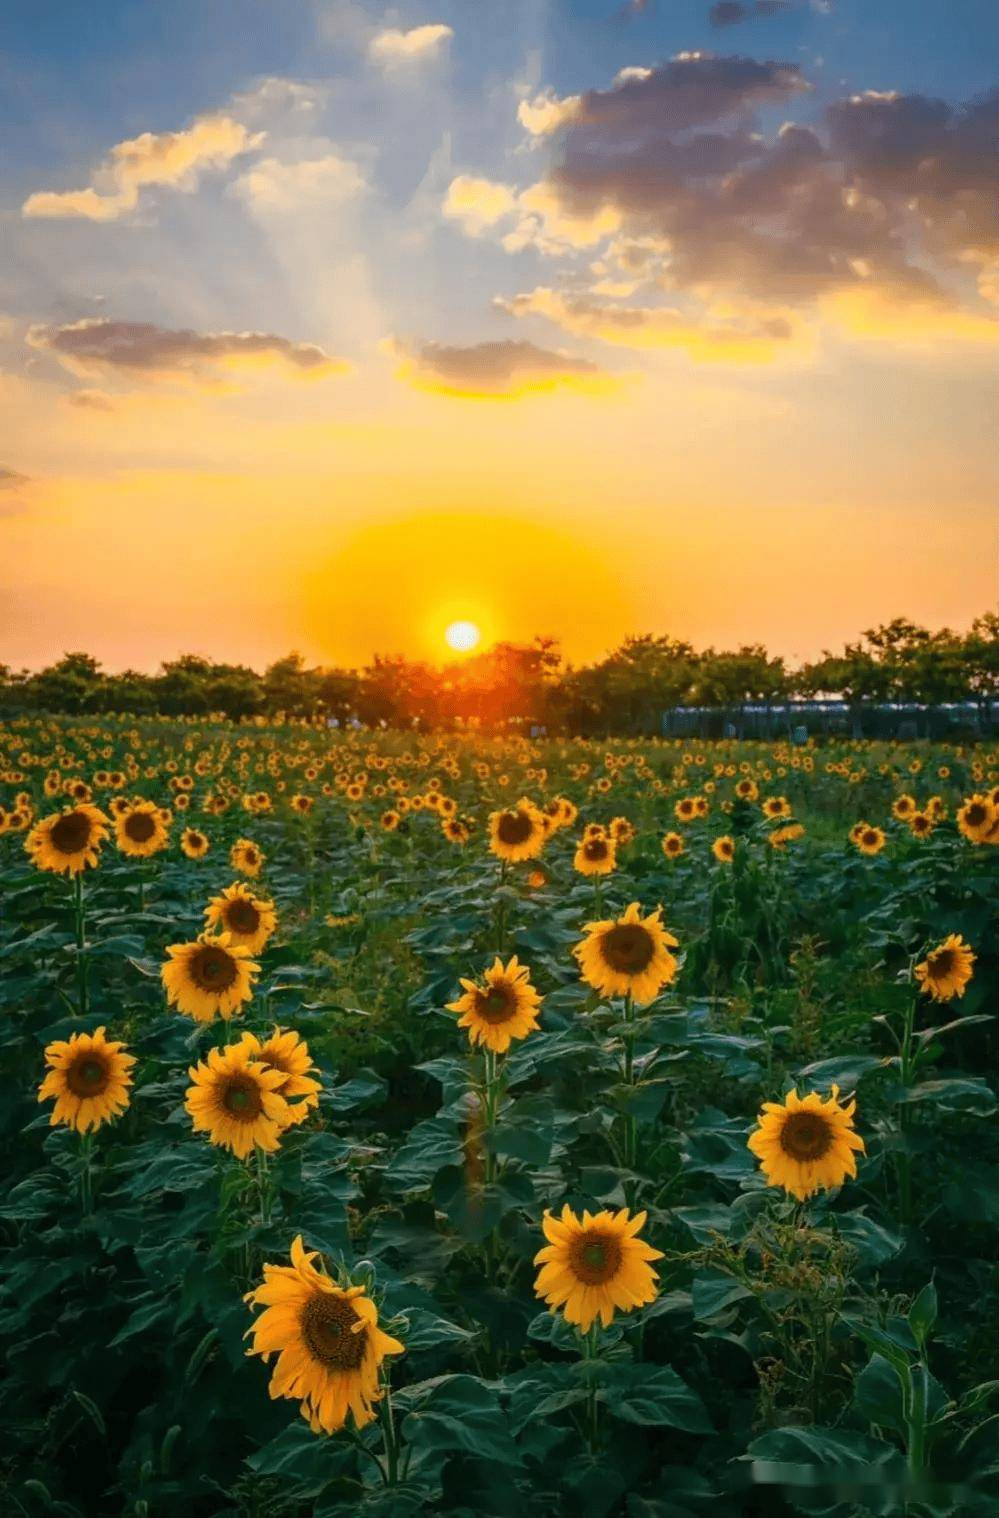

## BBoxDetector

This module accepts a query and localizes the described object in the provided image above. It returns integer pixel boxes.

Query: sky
[1,0,997,673]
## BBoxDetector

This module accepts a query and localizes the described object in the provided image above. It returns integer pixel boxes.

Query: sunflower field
[1,718,998,1518]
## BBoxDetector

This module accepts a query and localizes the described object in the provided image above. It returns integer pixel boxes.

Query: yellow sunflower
[957,794,996,845]
[245,1235,404,1434]
[115,800,170,858]
[446,955,542,1053]
[181,827,210,859]
[204,882,277,954]
[231,838,265,878]
[574,834,617,877]
[239,1027,322,1125]
[37,1027,135,1133]
[914,933,976,1002]
[380,809,400,831]
[748,1086,865,1201]
[162,931,259,1022]
[185,1042,290,1158]
[25,804,109,876]
[575,902,678,1006]
[712,835,735,863]
[853,825,886,856]
[487,799,546,863]
[661,831,685,860]
[762,796,791,820]
[892,794,916,821]
[533,1206,663,1332]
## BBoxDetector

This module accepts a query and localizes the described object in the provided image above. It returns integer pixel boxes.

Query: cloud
[471,57,999,354]
[0,465,30,489]
[66,389,116,411]
[443,175,518,235]
[709,1,795,26]
[369,23,453,65]
[28,318,349,385]
[517,90,584,137]
[497,285,807,362]
[22,114,264,222]
[231,152,365,211]
[384,335,607,397]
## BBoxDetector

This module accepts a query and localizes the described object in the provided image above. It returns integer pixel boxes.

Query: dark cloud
[525,60,999,322]
[710,1,795,26]
[27,318,346,382]
[390,337,602,395]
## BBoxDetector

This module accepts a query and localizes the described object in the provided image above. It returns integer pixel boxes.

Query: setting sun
[445,620,481,654]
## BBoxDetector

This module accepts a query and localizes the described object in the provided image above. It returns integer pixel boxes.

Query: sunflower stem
[896,982,919,1226]
[79,1131,94,1216]
[582,1323,602,1454]
[496,862,508,954]
[378,1376,400,1486]
[622,993,637,1181]
[72,872,88,1016]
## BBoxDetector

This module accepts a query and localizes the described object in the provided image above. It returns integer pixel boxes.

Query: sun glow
[445,619,481,653]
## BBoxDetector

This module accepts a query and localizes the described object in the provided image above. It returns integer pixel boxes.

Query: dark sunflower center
[779,1111,834,1161]
[928,949,954,978]
[225,898,261,934]
[863,830,879,846]
[190,945,239,992]
[300,1293,367,1369]
[497,810,533,845]
[569,1230,623,1285]
[124,811,156,842]
[50,811,92,855]
[600,923,655,974]
[478,985,516,1024]
[965,804,986,827]
[584,839,608,861]
[66,1054,110,1098]
[222,1075,263,1121]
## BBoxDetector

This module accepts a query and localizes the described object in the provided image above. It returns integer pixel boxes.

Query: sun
[445,620,481,653]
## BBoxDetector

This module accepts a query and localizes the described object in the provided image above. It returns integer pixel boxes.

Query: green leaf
[599,1364,712,1432]
[901,1077,998,1115]
[795,1053,889,1089]
[691,1270,754,1321]
[400,1374,522,1465]
[908,1282,938,1348]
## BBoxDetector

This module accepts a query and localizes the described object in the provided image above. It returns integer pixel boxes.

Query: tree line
[1,615,996,733]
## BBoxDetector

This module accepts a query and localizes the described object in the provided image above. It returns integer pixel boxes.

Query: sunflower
[533,1206,663,1332]
[674,797,697,822]
[575,902,678,1006]
[608,816,636,845]
[204,882,277,954]
[748,1086,865,1201]
[487,799,546,863]
[115,799,170,858]
[446,955,542,1053]
[231,838,265,878]
[574,833,617,876]
[185,1042,290,1158]
[762,796,791,820]
[661,831,685,859]
[162,931,259,1022]
[441,817,469,844]
[909,810,935,838]
[38,1027,135,1133]
[735,778,759,802]
[181,826,210,859]
[914,933,976,1002]
[892,794,916,821]
[380,809,400,832]
[245,1235,405,1434]
[957,794,996,845]
[239,1027,322,1125]
[853,824,886,856]
[25,804,109,876]
[712,835,735,863]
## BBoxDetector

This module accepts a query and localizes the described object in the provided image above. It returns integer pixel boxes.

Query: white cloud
[22,114,264,222]
[232,152,365,212]
[369,23,453,65]
[517,89,583,136]
[442,175,517,235]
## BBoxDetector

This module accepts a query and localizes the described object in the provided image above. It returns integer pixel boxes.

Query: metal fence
[660,701,998,742]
